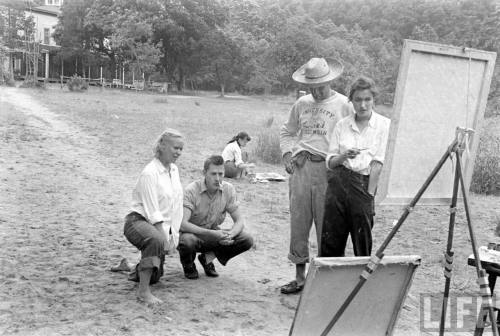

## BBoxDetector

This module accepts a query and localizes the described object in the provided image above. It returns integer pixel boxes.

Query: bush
[252,117,282,164]
[471,119,500,195]
[5,77,15,87]
[19,76,45,89]
[1,74,15,87]
[67,75,88,91]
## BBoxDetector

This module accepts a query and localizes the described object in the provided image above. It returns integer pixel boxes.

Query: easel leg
[439,154,461,336]
[454,154,499,336]
[474,269,498,336]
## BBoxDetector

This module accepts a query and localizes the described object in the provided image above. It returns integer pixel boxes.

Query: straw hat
[292,57,343,86]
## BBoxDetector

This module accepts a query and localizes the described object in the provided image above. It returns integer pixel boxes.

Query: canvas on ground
[290,256,421,336]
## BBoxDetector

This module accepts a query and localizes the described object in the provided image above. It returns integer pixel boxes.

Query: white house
[21,0,62,79]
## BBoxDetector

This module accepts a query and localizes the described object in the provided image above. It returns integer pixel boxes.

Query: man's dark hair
[348,76,379,101]
[203,155,224,172]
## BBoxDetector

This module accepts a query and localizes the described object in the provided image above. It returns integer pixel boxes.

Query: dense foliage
[2,0,500,103]
[44,0,500,104]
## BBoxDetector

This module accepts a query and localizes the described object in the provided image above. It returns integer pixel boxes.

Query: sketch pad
[290,255,421,336]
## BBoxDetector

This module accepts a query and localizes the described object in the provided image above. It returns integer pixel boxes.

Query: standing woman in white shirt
[221,131,255,178]
[123,128,184,305]
[321,77,390,257]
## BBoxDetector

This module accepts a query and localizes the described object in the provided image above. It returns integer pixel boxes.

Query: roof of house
[28,5,61,16]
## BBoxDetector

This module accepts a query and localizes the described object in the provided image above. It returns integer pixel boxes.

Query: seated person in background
[122,128,184,305]
[222,131,255,178]
[321,76,390,258]
[177,155,254,279]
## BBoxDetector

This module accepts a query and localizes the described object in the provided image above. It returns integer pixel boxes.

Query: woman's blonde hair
[153,128,183,158]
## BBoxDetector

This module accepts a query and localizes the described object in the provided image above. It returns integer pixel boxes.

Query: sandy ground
[1,86,500,336]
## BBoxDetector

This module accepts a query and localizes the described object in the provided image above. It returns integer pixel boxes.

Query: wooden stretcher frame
[289,255,421,336]
[378,40,496,205]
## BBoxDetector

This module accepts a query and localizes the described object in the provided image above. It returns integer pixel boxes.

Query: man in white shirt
[279,57,353,294]
[321,76,390,257]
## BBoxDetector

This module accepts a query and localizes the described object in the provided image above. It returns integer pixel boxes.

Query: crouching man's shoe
[183,263,199,279]
[198,253,219,277]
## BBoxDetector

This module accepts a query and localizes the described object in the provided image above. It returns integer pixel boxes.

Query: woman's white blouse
[130,158,183,246]
[222,141,244,166]
[326,111,391,175]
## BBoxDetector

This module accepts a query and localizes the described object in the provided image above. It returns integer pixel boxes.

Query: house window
[44,28,50,45]
[14,58,21,71]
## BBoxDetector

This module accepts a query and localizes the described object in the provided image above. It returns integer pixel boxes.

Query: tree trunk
[177,66,184,91]
[8,53,14,79]
[215,63,224,97]
[25,43,29,78]
[33,43,38,81]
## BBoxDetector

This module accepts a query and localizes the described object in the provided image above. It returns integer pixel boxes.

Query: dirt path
[0,87,297,336]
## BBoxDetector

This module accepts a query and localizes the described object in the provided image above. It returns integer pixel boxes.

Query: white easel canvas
[289,256,421,336]
[378,40,496,205]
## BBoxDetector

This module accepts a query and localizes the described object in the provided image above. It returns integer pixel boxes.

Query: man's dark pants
[177,231,253,266]
[320,166,375,257]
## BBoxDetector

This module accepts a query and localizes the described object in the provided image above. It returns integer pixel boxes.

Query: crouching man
[178,155,254,279]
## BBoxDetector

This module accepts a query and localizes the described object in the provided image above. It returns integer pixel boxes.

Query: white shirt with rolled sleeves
[326,111,391,175]
[222,141,244,166]
[130,158,183,247]
[280,93,353,157]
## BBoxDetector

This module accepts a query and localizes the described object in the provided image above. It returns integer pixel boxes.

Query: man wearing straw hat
[280,57,353,294]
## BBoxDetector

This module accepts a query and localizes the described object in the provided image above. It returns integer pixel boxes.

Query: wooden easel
[320,127,498,336]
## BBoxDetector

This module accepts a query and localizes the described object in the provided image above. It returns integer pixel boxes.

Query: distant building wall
[26,11,58,46]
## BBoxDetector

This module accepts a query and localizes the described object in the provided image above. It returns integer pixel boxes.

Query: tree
[53,0,102,76]
[0,2,33,80]
[410,24,439,43]
[153,0,229,91]
[197,29,243,96]
[100,0,163,79]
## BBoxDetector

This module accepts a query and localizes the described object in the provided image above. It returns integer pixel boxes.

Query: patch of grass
[252,117,282,164]
[471,118,500,195]
[153,97,168,104]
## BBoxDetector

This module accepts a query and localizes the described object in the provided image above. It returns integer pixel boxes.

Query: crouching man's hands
[219,229,236,246]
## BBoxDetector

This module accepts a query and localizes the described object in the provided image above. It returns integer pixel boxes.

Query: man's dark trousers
[177,231,253,266]
[320,165,374,257]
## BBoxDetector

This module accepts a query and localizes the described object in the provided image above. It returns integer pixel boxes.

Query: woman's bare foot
[137,289,163,305]
[110,258,133,272]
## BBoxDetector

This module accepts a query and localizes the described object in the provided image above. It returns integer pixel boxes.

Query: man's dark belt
[298,151,325,162]
[293,151,325,169]
[338,165,369,181]
[307,153,325,162]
